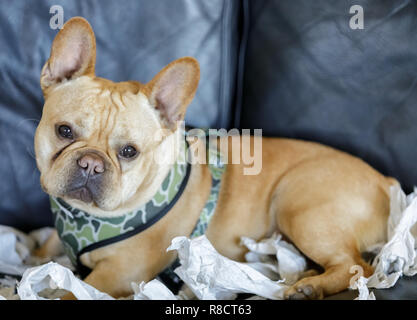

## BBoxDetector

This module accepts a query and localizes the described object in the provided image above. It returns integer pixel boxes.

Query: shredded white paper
[17,262,114,300]
[352,277,376,300]
[166,236,290,300]
[132,280,178,300]
[240,234,306,284]
[0,185,416,300]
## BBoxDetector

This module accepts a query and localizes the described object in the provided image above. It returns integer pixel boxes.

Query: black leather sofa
[0,0,416,299]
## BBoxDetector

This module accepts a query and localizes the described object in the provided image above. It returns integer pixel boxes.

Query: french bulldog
[34,17,397,299]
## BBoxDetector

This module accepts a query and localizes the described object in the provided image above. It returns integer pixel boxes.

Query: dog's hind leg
[284,253,374,299]
[276,201,382,299]
[273,163,391,299]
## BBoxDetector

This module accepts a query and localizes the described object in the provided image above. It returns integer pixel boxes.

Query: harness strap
[76,161,192,278]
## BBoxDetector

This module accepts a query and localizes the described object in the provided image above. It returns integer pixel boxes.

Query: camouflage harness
[50,139,226,280]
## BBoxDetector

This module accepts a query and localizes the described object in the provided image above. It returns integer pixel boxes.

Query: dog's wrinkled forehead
[44,77,162,152]
[39,16,200,146]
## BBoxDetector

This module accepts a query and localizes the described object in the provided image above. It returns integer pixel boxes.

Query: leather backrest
[239,0,417,192]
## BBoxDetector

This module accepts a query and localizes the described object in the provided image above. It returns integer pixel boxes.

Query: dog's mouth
[67,186,93,203]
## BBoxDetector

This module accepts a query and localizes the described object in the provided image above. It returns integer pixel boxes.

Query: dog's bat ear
[40,17,96,93]
[143,57,200,131]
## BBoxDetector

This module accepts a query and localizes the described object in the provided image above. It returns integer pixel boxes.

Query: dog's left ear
[40,17,96,93]
[143,57,200,130]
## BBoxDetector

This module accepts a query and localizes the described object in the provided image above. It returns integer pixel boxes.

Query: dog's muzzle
[66,152,106,203]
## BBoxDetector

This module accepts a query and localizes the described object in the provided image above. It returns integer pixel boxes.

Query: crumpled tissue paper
[166,235,293,300]
[352,276,376,300]
[241,234,306,284]
[17,262,114,300]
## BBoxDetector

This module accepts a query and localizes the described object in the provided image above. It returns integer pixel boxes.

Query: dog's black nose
[77,153,105,176]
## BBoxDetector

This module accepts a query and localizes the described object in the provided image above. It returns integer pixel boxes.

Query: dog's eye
[57,125,73,139]
[119,145,138,159]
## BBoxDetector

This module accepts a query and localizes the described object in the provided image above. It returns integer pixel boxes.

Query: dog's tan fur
[34,17,398,299]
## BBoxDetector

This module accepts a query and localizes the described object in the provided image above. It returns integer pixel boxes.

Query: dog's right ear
[142,57,200,131]
[40,17,96,93]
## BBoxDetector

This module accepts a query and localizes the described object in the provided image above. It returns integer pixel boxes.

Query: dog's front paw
[285,282,324,300]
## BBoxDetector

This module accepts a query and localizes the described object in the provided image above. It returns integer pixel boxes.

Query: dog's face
[35,17,199,217]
